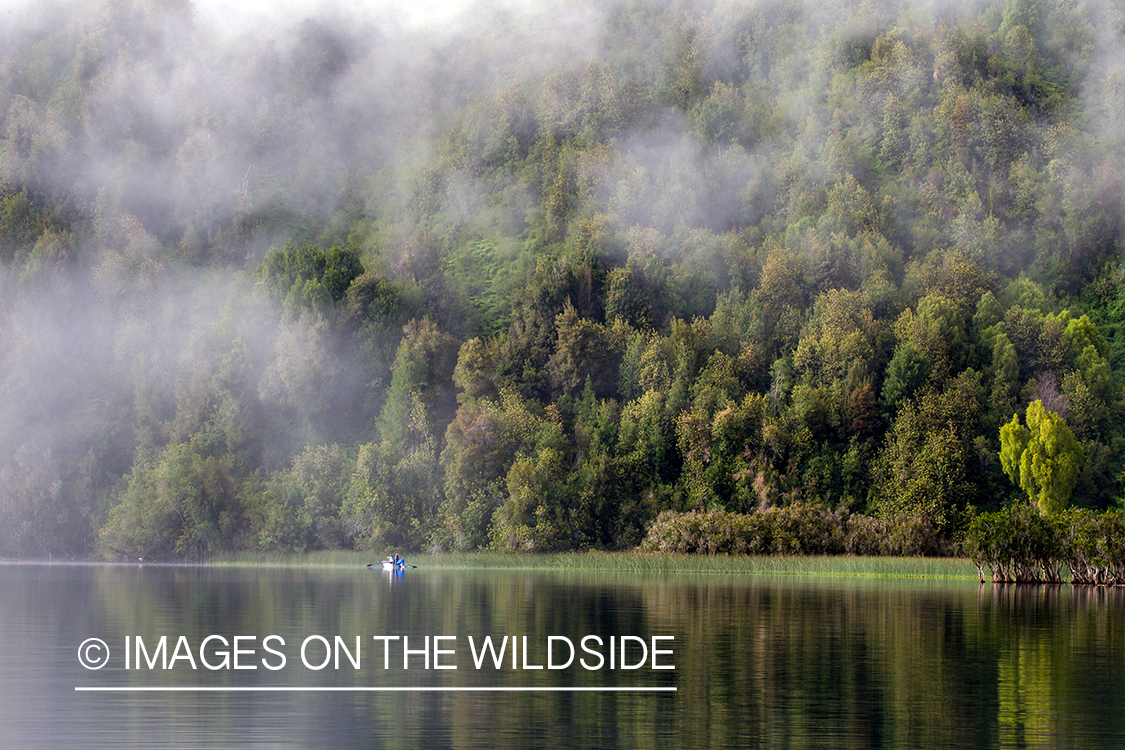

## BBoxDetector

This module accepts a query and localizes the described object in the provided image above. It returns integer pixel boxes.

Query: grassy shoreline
[204,551,979,579]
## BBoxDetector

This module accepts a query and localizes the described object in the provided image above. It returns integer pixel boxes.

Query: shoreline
[1,552,980,579]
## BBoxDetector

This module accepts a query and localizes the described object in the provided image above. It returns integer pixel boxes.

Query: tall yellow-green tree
[999,400,1083,514]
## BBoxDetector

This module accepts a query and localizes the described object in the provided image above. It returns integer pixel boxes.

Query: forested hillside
[1,0,1123,558]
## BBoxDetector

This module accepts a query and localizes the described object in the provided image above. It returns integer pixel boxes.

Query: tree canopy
[1000,400,1084,514]
[0,0,1123,557]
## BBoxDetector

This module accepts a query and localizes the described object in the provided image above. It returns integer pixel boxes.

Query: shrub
[1058,508,1125,585]
[964,503,1062,583]
[638,506,950,557]
[965,505,1125,584]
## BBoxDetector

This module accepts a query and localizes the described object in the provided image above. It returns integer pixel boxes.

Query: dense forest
[0,0,1123,559]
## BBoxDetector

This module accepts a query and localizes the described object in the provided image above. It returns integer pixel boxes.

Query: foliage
[258,241,364,318]
[0,0,1124,559]
[869,370,983,532]
[964,505,1125,584]
[97,440,243,560]
[638,507,950,557]
[963,503,1064,583]
[999,400,1084,514]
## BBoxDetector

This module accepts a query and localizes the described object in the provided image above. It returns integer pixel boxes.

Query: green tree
[546,301,625,398]
[0,189,37,259]
[98,440,241,559]
[870,370,982,531]
[604,263,654,329]
[754,240,807,353]
[880,343,929,419]
[793,289,880,386]
[378,317,460,448]
[288,443,353,549]
[491,443,570,551]
[343,396,442,551]
[988,331,1020,417]
[258,241,364,318]
[437,388,545,550]
[999,400,1084,514]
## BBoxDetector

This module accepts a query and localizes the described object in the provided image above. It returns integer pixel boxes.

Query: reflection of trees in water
[642,579,1125,749]
[979,584,1125,750]
[78,567,1125,748]
[640,581,990,748]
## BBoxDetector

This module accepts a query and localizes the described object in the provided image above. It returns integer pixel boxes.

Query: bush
[638,506,950,557]
[964,504,1125,584]
[1058,508,1125,585]
[964,503,1063,583]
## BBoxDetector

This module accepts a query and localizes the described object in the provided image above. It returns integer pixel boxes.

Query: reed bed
[209,550,977,579]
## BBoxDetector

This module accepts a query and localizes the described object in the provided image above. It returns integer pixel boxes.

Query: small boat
[367,556,412,572]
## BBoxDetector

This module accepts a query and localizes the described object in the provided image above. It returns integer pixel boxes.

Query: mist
[0,0,1123,558]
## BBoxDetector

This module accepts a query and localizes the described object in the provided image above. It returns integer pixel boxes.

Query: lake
[2,562,1124,748]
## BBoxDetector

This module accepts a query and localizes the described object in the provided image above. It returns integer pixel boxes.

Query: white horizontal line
[76,686,676,693]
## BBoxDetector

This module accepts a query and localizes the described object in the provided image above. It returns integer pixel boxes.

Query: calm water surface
[2,562,1124,749]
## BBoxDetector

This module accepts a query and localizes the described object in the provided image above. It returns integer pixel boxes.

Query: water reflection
[2,564,1124,749]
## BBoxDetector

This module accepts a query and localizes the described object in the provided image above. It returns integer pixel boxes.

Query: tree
[793,289,880,386]
[98,440,241,559]
[880,343,929,419]
[343,396,442,551]
[437,388,545,550]
[258,241,364,317]
[287,443,353,549]
[604,263,654,329]
[546,300,624,398]
[870,370,982,530]
[0,189,37,259]
[379,317,460,449]
[1000,400,1083,514]
[754,240,807,352]
[491,444,569,551]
